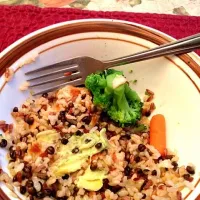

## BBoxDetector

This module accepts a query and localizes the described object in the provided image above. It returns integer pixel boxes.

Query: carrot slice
[150,114,166,156]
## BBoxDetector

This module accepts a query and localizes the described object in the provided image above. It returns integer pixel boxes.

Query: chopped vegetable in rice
[0,69,196,200]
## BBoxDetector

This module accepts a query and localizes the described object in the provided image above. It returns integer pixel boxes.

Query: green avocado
[36,130,59,143]
[77,166,107,191]
[51,129,108,178]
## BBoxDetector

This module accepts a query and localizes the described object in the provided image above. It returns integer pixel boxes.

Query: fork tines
[25,62,83,96]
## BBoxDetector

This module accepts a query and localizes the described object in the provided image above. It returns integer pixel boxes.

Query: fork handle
[103,33,200,68]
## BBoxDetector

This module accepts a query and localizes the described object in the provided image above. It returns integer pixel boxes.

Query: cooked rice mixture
[0,85,196,200]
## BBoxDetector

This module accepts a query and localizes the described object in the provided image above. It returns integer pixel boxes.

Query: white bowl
[0,19,199,200]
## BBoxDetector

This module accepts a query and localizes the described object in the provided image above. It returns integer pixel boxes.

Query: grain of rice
[19,81,30,91]
[46,177,57,186]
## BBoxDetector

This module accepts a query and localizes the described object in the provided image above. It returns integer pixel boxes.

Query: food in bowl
[0,69,196,200]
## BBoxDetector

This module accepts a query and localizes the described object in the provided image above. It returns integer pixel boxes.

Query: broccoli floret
[105,68,123,76]
[85,72,111,109]
[85,69,142,126]
[108,83,142,126]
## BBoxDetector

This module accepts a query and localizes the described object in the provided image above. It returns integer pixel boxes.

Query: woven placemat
[0,5,200,55]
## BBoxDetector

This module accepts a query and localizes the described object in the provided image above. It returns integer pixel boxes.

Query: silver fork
[26,33,200,95]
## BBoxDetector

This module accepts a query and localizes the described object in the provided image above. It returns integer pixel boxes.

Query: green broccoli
[133,124,148,133]
[85,69,142,126]
[85,72,110,109]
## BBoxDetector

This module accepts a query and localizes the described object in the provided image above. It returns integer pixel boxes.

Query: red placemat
[0,5,200,55]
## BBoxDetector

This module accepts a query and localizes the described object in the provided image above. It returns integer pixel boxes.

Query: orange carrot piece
[150,114,166,156]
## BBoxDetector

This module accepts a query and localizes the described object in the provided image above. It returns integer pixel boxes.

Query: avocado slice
[36,130,59,143]
[77,167,107,191]
[51,128,109,177]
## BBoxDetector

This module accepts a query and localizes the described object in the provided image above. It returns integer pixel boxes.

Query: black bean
[46,146,55,155]
[186,166,195,175]
[60,116,66,123]
[151,170,157,176]
[109,185,122,193]
[145,111,151,117]
[81,93,86,99]
[58,111,66,123]
[23,165,32,174]
[10,150,16,160]
[135,168,143,175]
[82,116,91,124]
[134,156,141,163]
[25,116,34,125]
[24,172,32,179]
[95,143,102,149]
[76,130,83,136]
[61,138,69,145]
[44,188,52,196]
[0,139,7,148]
[85,139,91,143]
[36,191,45,199]
[124,166,131,176]
[73,186,79,194]
[172,161,178,169]
[60,111,66,116]
[20,186,26,194]
[90,162,97,171]
[13,107,19,112]
[68,102,73,108]
[138,144,146,152]
[51,188,57,198]
[125,152,130,162]
[58,114,62,120]
[42,93,48,98]
[142,193,147,199]
[72,147,79,154]
[99,178,109,192]
[183,174,191,181]
[13,175,17,182]
[26,180,34,188]
[27,187,37,195]
[120,134,131,140]
[62,174,69,180]
[103,178,109,186]
[100,112,109,122]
